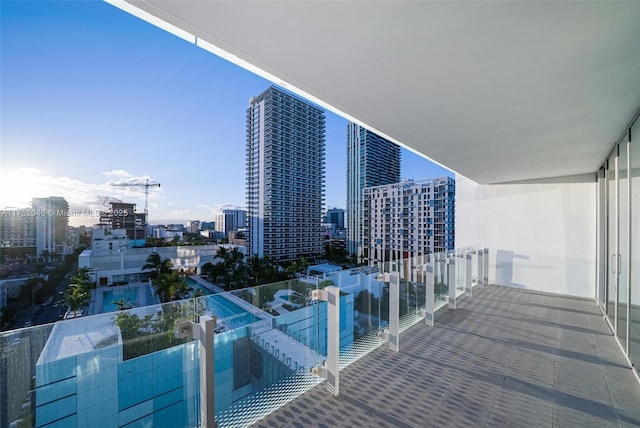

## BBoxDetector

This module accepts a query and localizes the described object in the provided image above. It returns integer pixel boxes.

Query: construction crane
[110,179,161,217]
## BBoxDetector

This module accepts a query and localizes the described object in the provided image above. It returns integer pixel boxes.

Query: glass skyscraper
[246,86,326,261]
[346,123,401,257]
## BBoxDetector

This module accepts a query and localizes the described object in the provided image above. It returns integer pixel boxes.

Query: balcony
[3,247,638,427]
[256,284,640,427]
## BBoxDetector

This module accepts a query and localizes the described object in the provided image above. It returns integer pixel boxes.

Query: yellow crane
[110,179,161,217]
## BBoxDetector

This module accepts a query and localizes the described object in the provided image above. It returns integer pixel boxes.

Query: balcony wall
[455,173,596,298]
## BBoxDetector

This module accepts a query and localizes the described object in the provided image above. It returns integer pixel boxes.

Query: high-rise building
[214,209,247,234]
[98,202,147,243]
[323,207,345,230]
[0,209,37,249]
[346,123,401,257]
[31,197,70,256]
[363,177,454,264]
[246,86,325,261]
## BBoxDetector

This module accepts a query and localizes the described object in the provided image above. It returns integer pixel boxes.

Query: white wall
[456,173,596,298]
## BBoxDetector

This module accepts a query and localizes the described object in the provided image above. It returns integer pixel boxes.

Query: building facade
[0,209,37,249]
[98,202,147,244]
[363,177,454,265]
[214,209,247,235]
[246,86,325,261]
[346,123,400,257]
[323,207,345,230]
[32,197,70,256]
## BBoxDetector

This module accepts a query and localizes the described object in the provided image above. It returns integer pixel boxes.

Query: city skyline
[0,1,452,228]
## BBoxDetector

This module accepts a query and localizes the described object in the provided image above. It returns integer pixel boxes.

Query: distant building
[98,202,147,246]
[214,209,247,234]
[228,229,247,246]
[363,177,455,265]
[323,208,345,230]
[246,86,325,261]
[150,225,184,240]
[32,197,71,256]
[92,228,129,251]
[201,221,215,231]
[346,123,401,257]
[186,220,201,234]
[0,209,37,249]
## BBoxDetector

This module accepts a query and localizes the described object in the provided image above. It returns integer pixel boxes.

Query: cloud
[102,169,132,178]
[212,203,245,213]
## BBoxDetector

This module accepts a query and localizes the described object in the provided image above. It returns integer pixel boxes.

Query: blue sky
[0,0,451,227]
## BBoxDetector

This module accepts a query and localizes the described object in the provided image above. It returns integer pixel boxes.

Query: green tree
[256,284,277,312]
[61,284,91,313]
[71,267,93,289]
[142,252,174,279]
[112,298,133,311]
[153,271,190,302]
[114,303,188,360]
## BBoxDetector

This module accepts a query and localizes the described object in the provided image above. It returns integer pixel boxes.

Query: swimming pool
[205,294,260,329]
[103,288,138,313]
[183,277,214,296]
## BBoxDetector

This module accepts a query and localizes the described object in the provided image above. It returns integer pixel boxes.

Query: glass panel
[399,279,425,332]
[630,118,640,369]
[607,154,617,326]
[0,299,200,428]
[434,252,448,310]
[618,141,629,350]
[597,167,607,310]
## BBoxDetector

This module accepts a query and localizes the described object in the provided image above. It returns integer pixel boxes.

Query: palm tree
[71,267,93,289]
[142,252,173,279]
[112,298,133,311]
[286,261,300,279]
[61,284,91,313]
[154,271,190,302]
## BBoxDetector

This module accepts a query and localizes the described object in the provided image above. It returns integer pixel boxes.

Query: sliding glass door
[629,118,639,369]
[606,152,617,328]
[600,114,638,365]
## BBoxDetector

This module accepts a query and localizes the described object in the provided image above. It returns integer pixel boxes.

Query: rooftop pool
[204,294,260,330]
[183,276,215,296]
[102,288,138,313]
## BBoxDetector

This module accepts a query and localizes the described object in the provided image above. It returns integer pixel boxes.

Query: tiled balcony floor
[253,285,640,428]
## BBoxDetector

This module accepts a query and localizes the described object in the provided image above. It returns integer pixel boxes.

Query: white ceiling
[116,1,640,183]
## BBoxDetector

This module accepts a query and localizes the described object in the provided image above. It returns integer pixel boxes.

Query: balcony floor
[253,285,640,428]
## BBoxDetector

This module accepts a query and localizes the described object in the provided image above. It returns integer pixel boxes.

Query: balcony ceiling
[118,1,640,183]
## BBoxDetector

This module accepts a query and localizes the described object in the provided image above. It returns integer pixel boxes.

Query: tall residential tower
[31,196,69,256]
[346,123,401,257]
[246,86,326,261]
[363,177,455,265]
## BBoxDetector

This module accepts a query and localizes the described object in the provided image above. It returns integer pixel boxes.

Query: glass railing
[0,247,485,428]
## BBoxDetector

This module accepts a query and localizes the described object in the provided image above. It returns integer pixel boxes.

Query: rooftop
[255,285,640,427]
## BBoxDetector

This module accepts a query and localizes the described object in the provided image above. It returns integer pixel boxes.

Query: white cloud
[102,169,132,178]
